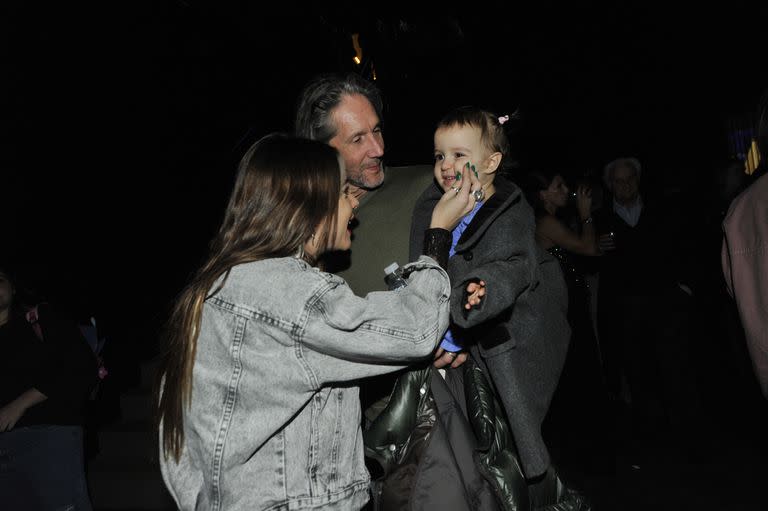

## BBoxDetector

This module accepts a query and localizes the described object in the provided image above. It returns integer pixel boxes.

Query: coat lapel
[456,178,521,250]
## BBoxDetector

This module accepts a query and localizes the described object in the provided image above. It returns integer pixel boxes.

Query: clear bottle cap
[384,262,400,275]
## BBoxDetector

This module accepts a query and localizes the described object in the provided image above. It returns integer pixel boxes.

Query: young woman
[156,133,478,510]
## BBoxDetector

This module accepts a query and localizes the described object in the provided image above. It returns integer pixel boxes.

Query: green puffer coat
[363,359,590,511]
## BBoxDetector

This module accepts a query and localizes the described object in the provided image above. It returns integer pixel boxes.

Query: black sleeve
[35,304,98,404]
[422,228,451,269]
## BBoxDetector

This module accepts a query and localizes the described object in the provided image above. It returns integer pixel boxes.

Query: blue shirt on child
[440,200,484,352]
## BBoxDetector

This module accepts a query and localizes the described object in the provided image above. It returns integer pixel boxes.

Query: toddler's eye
[434,154,444,161]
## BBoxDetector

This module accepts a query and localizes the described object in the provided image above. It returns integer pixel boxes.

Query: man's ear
[485,152,502,173]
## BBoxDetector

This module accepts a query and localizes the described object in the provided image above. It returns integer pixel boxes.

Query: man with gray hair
[596,156,702,464]
[294,72,436,299]
[602,157,643,230]
[596,156,647,403]
[293,73,443,422]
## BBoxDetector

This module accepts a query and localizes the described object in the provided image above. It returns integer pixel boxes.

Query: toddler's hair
[436,106,518,173]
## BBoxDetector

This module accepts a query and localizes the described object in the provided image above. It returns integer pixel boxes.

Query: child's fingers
[464,280,486,309]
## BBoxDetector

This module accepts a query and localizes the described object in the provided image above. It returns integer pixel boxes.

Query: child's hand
[465,280,486,310]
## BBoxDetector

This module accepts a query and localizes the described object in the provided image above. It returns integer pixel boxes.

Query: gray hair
[603,157,642,189]
[294,72,383,143]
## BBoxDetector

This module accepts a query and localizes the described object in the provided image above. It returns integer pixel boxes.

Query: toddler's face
[433,124,491,193]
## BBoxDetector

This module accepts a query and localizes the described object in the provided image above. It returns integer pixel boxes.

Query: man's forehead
[614,165,637,178]
[332,95,378,132]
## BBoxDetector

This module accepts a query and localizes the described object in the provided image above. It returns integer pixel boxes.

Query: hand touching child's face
[433,124,495,194]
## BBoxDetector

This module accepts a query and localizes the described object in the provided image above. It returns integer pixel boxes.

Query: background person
[0,266,96,511]
[520,169,613,477]
[722,90,768,400]
[595,156,703,464]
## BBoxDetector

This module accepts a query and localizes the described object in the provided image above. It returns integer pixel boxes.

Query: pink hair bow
[498,114,510,125]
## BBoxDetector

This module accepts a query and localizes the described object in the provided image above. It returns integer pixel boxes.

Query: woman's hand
[430,163,482,230]
[465,280,486,309]
[576,184,593,220]
[0,388,47,431]
[433,347,469,369]
[0,399,27,431]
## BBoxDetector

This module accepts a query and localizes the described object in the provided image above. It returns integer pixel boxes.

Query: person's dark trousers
[619,290,703,451]
[596,290,628,405]
[0,424,93,511]
[655,289,705,452]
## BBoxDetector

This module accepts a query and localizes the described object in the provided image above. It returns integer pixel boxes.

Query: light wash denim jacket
[160,255,450,510]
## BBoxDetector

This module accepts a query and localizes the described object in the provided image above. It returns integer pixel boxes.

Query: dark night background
[4,2,768,388]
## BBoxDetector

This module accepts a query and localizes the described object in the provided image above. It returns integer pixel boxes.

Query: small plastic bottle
[384,262,408,290]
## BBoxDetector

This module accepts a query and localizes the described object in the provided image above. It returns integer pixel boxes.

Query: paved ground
[95,359,768,511]
[96,406,767,511]
[559,396,768,511]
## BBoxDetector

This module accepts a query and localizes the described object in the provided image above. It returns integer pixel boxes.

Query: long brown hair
[155,133,342,462]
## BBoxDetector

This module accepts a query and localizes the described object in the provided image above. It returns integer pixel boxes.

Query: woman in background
[520,169,612,477]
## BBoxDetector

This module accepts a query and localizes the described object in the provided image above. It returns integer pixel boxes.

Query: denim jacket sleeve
[300,256,451,386]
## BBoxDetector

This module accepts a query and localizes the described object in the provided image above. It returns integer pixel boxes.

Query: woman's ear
[485,152,502,173]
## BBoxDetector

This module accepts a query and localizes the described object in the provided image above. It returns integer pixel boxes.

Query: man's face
[611,164,640,205]
[328,94,385,190]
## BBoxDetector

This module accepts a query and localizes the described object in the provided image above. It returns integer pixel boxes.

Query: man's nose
[367,136,384,158]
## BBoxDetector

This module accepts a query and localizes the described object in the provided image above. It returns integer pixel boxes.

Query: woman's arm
[0,388,47,431]
[537,214,600,256]
[301,257,452,385]
[539,184,600,256]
